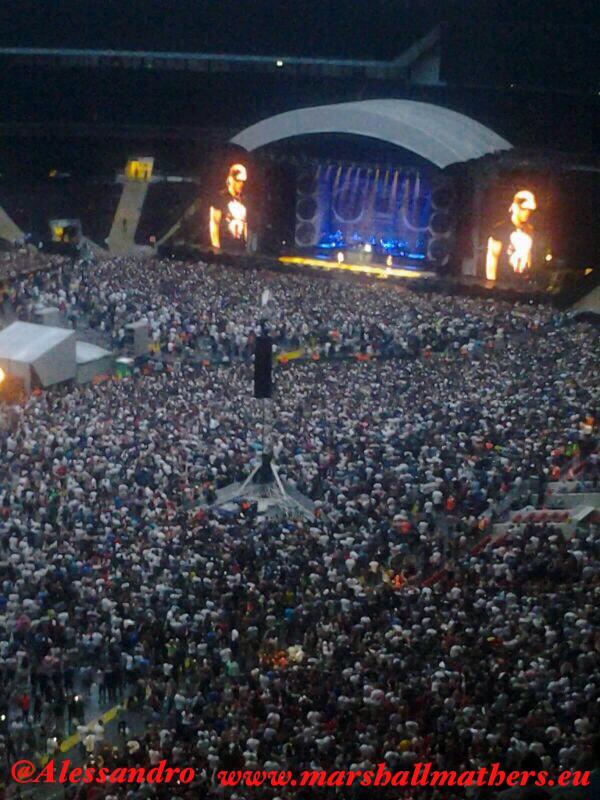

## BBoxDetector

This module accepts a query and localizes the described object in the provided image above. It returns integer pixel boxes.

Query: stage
[278,254,436,280]
[158,242,562,308]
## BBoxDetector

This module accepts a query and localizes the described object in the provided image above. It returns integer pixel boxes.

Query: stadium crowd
[0,255,598,800]
[0,256,564,360]
[0,247,68,283]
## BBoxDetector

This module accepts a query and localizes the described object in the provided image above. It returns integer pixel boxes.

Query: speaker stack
[427,176,456,270]
[294,168,323,247]
[254,335,273,399]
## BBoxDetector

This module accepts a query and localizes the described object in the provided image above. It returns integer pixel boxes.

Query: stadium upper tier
[0,46,417,79]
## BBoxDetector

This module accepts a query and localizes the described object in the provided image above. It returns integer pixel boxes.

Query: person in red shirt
[18,693,30,720]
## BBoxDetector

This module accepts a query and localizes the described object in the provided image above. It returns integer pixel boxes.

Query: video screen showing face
[209,162,249,252]
[168,151,293,255]
[483,177,553,282]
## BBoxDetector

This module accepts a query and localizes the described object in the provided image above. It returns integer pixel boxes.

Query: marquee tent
[0,321,76,392]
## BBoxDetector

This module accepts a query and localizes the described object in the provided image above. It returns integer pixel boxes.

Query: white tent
[0,321,76,392]
[573,286,600,317]
[76,341,113,384]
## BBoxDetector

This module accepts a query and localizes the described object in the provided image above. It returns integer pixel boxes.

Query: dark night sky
[0,0,441,60]
[0,1,597,156]
[0,0,597,92]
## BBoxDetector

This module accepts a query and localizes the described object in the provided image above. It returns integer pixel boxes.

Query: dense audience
[0,256,565,360]
[0,247,68,283]
[0,254,598,799]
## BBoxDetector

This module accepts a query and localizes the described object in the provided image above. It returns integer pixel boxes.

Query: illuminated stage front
[278,254,436,280]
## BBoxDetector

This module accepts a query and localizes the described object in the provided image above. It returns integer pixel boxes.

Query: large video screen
[166,151,298,256]
[208,162,249,252]
[168,147,295,254]
[207,161,250,253]
[173,147,258,254]
[482,176,553,281]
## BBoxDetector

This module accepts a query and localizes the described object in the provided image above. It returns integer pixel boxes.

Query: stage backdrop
[295,164,456,267]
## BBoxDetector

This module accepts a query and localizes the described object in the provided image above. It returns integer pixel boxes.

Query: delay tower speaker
[254,335,273,398]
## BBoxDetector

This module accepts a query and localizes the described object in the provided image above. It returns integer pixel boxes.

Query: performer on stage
[209,163,248,251]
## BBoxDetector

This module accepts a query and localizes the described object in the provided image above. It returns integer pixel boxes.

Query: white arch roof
[231,99,511,168]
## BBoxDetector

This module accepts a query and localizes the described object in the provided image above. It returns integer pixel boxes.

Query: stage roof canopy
[232,100,512,168]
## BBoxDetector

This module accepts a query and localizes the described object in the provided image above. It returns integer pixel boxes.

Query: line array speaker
[254,335,273,399]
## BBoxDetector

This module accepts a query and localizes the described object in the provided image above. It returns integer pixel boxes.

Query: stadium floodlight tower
[207,289,316,521]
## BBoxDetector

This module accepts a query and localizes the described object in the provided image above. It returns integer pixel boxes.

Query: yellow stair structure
[106,179,150,255]
[106,158,154,255]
